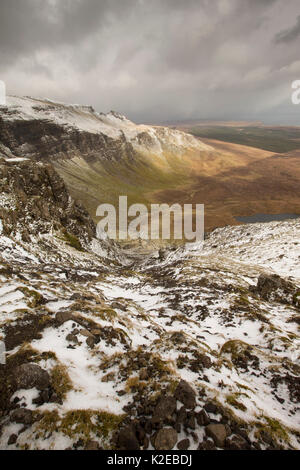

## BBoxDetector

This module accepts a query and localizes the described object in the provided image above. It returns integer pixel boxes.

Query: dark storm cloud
[274,15,300,43]
[1,0,300,123]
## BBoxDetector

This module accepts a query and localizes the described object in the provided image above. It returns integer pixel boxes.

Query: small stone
[135,423,146,445]
[91,329,102,336]
[55,311,74,325]
[10,408,33,425]
[177,438,190,450]
[144,420,152,434]
[118,426,140,450]
[174,422,181,433]
[139,368,149,381]
[206,424,227,448]
[186,415,196,430]
[225,424,232,436]
[204,401,218,414]
[198,439,216,450]
[101,372,115,382]
[196,409,210,426]
[174,380,196,409]
[84,440,99,450]
[66,333,78,343]
[225,434,249,450]
[154,427,178,450]
[86,336,96,348]
[80,329,94,337]
[111,301,127,311]
[143,436,149,450]
[176,406,187,424]
[8,434,17,446]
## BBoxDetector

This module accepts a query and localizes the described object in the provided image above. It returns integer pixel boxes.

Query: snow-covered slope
[3,96,212,156]
[0,158,299,450]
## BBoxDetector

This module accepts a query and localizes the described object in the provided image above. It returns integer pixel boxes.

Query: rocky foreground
[0,157,299,450]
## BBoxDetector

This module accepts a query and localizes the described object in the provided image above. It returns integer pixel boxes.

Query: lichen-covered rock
[12,363,50,391]
[154,427,178,450]
[152,396,177,423]
[174,380,196,409]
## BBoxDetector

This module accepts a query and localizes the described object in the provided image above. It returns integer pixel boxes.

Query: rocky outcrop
[0,157,95,244]
[0,107,137,164]
[254,273,300,308]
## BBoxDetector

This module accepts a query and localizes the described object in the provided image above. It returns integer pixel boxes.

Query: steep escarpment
[0,96,215,225]
[1,96,300,232]
[0,111,137,163]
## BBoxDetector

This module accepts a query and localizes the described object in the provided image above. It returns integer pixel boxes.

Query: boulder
[152,396,177,423]
[205,424,227,448]
[203,401,219,414]
[86,336,96,348]
[174,380,196,409]
[154,427,178,450]
[12,363,50,391]
[10,408,33,425]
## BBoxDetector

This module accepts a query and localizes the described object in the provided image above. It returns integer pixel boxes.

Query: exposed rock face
[0,96,213,228]
[0,109,137,164]
[0,97,210,163]
[0,157,95,243]
[12,363,50,391]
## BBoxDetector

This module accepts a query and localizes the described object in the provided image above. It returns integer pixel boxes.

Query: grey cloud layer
[1,0,300,123]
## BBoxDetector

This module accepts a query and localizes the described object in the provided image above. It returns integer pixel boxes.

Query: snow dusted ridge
[3,96,212,156]
[0,156,299,450]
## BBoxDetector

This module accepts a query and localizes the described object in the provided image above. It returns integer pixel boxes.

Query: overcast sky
[1,0,300,123]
